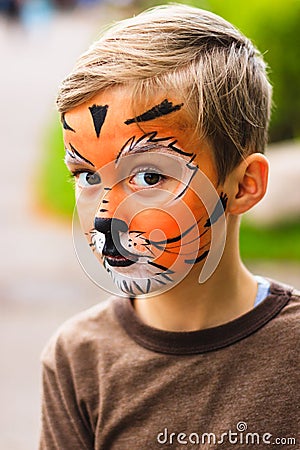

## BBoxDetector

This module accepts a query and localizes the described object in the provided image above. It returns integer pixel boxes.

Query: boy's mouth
[104,253,138,267]
[100,230,139,267]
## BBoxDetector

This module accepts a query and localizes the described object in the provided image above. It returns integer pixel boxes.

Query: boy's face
[63,87,227,296]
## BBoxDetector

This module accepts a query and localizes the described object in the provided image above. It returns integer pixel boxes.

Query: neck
[133,218,258,332]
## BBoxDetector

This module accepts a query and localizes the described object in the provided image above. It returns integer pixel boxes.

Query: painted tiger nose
[94,217,128,235]
[94,217,129,258]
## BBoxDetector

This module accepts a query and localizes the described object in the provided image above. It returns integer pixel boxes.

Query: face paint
[62,113,75,132]
[88,104,108,138]
[124,99,184,125]
[204,192,228,228]
[67,143,95,167]
[63,87,227,297]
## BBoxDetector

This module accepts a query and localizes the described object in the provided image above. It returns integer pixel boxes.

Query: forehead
[63,86,196,167]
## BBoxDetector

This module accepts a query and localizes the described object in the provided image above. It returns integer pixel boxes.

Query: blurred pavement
[0,7,299,450]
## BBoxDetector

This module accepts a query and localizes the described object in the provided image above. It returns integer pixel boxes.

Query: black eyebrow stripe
[124,99,184,125]
[69,143,95,167]
[115,136,136,164]
[115,131,193,165]
[62,113,75,132]
[168,141,194,157]
[115,133,169,164]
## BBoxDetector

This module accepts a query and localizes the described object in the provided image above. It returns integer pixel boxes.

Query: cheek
[128,211,180,263]
[129,190,207,235]
[129,199,210,269]
[183,188,209,222]
[76,187,103,232]
[130,209,180,240]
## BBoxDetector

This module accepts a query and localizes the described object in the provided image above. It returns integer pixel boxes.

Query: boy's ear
[226,153,269,215]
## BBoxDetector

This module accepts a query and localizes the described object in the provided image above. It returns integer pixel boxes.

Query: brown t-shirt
[39,281,300,449]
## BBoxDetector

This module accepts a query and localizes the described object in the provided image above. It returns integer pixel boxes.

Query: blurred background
[0,0,299,448]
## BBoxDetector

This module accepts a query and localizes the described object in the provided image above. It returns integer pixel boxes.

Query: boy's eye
[77,171,102,187]
[130,171,164,187]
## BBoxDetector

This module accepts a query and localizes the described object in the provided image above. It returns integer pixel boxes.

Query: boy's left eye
[130,171,164,187]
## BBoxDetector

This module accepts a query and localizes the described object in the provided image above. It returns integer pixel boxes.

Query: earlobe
[228,153,269,215]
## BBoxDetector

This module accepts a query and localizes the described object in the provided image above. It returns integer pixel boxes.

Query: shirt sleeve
[39,335,95,450]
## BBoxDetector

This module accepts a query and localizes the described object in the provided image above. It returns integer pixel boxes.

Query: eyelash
[69,169,93,178]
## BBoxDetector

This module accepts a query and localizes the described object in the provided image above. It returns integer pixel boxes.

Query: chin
[103,259,176,297]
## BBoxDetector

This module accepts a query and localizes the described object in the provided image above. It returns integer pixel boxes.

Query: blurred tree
[196,0,300,142]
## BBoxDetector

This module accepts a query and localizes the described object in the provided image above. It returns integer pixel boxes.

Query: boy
[39,4,299,449]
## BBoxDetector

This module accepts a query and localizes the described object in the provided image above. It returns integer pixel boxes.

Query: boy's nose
[94,217,128,235]
[94,217,130,258]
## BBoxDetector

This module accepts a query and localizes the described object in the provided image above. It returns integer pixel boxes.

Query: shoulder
[279,282,300,326]
[264,279,300,341]
[41,297,124,369]
[270,279,300,316]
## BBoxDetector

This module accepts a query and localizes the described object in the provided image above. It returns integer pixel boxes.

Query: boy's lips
[104,254,138,267]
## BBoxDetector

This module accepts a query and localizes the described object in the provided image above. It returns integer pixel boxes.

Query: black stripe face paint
[62,113,75,132]
[68,143,95,167]
[115,131,194,164]
[124,99,184,125]
[184,250,209,265]
[89,104,109,138]
[204,192,228,228]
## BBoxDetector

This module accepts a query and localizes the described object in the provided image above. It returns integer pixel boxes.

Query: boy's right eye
[74,171,102,188]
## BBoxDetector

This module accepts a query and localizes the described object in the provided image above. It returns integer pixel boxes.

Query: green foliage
[240,219,300,260]
[38,115,75,218]
[204,0,300,142]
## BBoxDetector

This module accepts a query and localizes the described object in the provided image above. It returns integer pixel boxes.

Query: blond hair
[57,4,272,183]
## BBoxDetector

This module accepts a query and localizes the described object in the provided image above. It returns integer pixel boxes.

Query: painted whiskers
[87,192,228,296]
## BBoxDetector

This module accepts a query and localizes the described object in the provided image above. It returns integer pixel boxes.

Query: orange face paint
[63,86,227,296]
